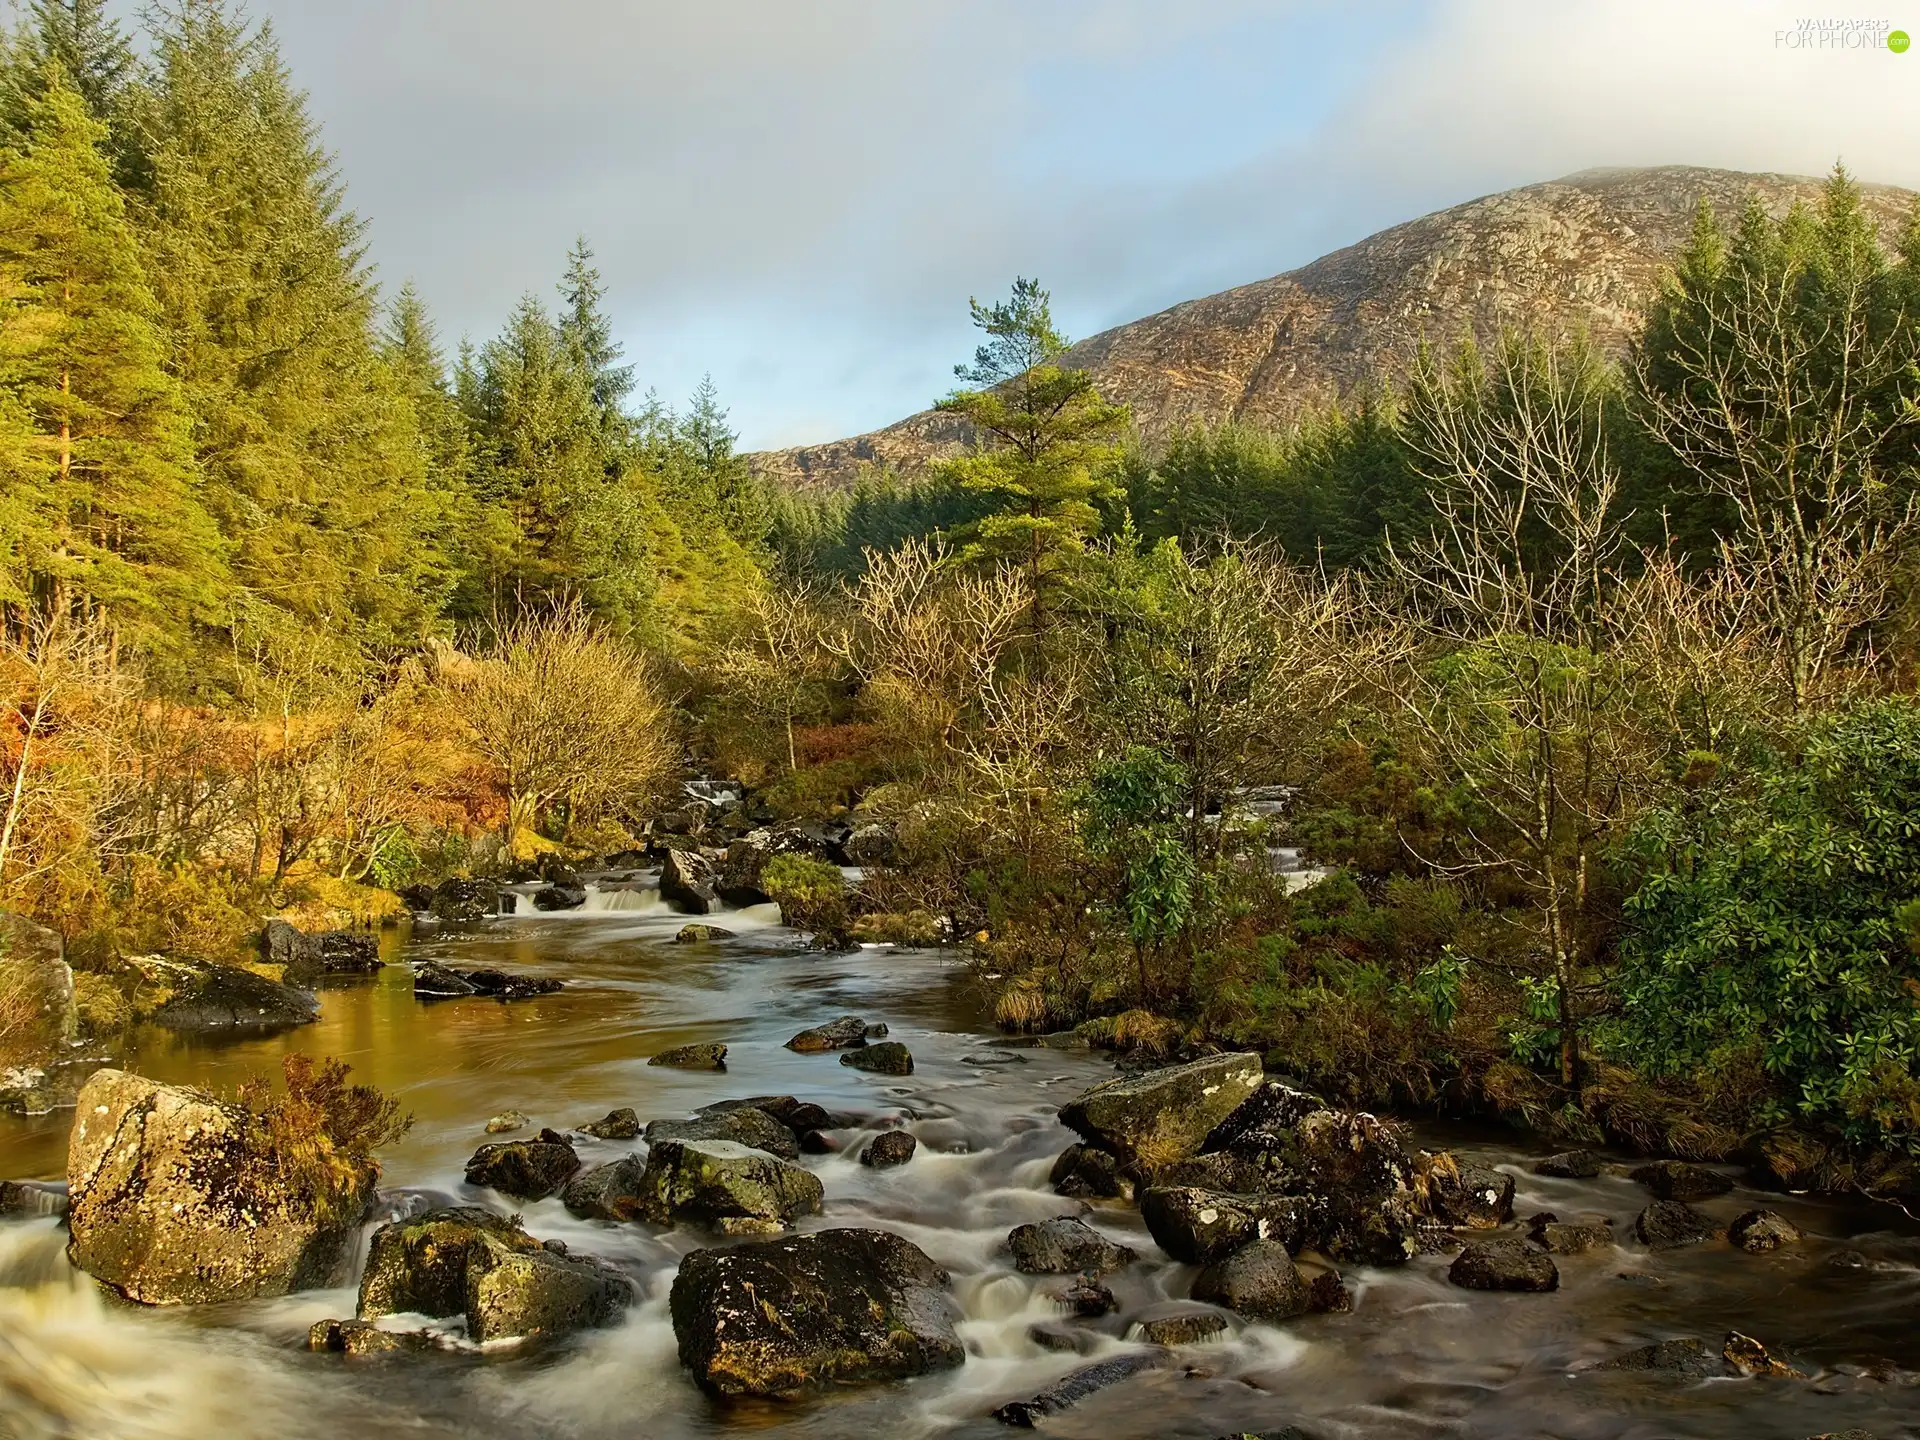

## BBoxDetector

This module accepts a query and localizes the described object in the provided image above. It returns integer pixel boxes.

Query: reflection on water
[2,904,1919,1439]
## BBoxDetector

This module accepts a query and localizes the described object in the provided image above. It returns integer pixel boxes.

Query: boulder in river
[307,1317,444,1356]
[843,822,897,867]
[1007,1216,1136,1275]
[66,1069,370,1305]
[530,884,586,912]
[1423,1158,1516,1229]
[150,963,319,1036]
[1729,1208,1802,1254]
[262,920,381,983]
[859,1131,917,1168]
[1590,1336,1724,1377]
[636,1138,823,1232]
[673,924,734,944]
[1630,1159,1734,1202]
[1050,1143,1131,1200]
[646,1106,800,1160]
[576,1107,641,1139]
[696,1095,833,1134]
[1288,1109,1424,1265]
[427,877,498,921]
[357,1205,630,1343]
[784,1015,875,1052]
[1136,1309,1230,1346]
[1448,1239,1559,1292]
[1057,1052,1265,1168]
[1200,1079,1324,1157]
[1141,1186,1314,1264]
[464,1231,633,1342]
[1049,1275,1116,1316]
[1190,1239,1310,1321]
[1527,1213,1614,1255]
[648,1042,728,1070]
[484,1110,528,1134]
[464,1129,581,1200]
[1635,1199,1719,1249]
[561,1155,650,1221]
[840,1041,914,1075]
[1535,1149,1604,1179]
[659,849,719,914]
[991,1352,1170,1427]
[359,1206,533,1320]
[670,1227,964,1397]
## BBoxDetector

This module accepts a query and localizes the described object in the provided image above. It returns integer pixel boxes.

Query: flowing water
[1,899,1917,1440]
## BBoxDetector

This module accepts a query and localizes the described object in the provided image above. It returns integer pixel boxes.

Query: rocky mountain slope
[750,166,1916,490]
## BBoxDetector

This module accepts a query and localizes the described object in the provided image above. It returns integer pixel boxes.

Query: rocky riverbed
[1,900,1917,1439]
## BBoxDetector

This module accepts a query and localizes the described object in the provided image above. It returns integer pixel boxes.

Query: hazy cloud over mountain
[223,0,1920,447]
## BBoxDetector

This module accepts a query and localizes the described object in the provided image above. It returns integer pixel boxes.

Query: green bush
[762,854,850,940]
[1613,699,1920,1153]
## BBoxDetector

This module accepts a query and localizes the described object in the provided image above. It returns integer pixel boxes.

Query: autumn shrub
[233,1054,412,1226]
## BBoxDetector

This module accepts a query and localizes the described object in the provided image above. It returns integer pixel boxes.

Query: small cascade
[579,883,665,915]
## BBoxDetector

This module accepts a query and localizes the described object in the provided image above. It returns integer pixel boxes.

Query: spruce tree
[0,64,223,653]
[558,237,634,423]
[936,278,1128,627]
[129,0,447,663]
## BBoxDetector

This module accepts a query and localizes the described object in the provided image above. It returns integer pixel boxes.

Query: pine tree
[129,0,447,663]
[935,277,1129,627]
[0,63,223,653]
[557,237,634,423]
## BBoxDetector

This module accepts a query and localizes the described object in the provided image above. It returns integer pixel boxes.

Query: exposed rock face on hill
[750,166,1916,490]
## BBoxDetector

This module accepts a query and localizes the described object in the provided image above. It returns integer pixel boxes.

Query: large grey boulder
[427,877,498,922]
[636,1138,823,1232]
[1448,1240,1559,1292]
[149,964,319,1036]
[262,920,380,983]
[670,1227,964,1397]
[0,911,74,1052]
[66,1069,369,1305]
[1057,1053,1265,1168]
[359,1206,535,1319]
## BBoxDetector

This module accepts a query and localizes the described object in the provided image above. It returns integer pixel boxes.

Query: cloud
[226,0,1917,447]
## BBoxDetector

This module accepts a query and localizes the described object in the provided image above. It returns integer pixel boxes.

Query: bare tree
[441,602,675,837]
[711,583,839,773]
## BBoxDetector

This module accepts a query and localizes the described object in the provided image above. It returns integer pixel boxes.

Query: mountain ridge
[748,165,1917,491]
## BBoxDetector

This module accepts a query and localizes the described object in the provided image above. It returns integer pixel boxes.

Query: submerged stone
[648,1042,729,1070]
[645,1106,799,1160]
[1448,1240,1559,1292]
[840,1041,914,1075]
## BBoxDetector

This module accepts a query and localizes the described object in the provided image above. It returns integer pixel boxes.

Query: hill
[749,166,1917,490]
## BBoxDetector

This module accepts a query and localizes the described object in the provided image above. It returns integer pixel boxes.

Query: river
[1,898,1917,1439]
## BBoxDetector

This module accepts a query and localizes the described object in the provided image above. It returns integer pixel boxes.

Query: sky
[92,1,1920,449]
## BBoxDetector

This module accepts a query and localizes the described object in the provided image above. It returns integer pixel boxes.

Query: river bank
[0,901,1917,1440]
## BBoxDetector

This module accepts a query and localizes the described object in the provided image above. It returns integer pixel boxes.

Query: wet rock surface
[1636,1199,1720,1249]
[1137,1309,1230,1345]
[1141,1185,1311,1263]
[645,1105,800,1160]
[1191,1238,1310,1321]
[427,878,498,922]
[859,1130,917,1168]
[307,1317,444,1356]
[150,964,319,1035]
[840,1040,914,1075]
[669,1227,964,1397]
[658,849,719,914]
[1050,1143,1130,1199]
[1534,1148,1604,1178]
[264,920,381,982]
[1730,1208,1803,1253]
[560,1155,649,1221]
[992,1352,1170,1427]
[463,1130,580,1199]
[1631,1159,1735,1202]
[1448,1239,1559,1292]
[1008,1216,1137,1275]
[412,962,562,1001]
[1527,1212,1615,1254]
[636,1137,823,1231]
[576,1107,641,1139]
[648,1042,728,1069]
[673,924,734,943]
[785,1015,875,1052]
[1424,1159,1516,1229]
